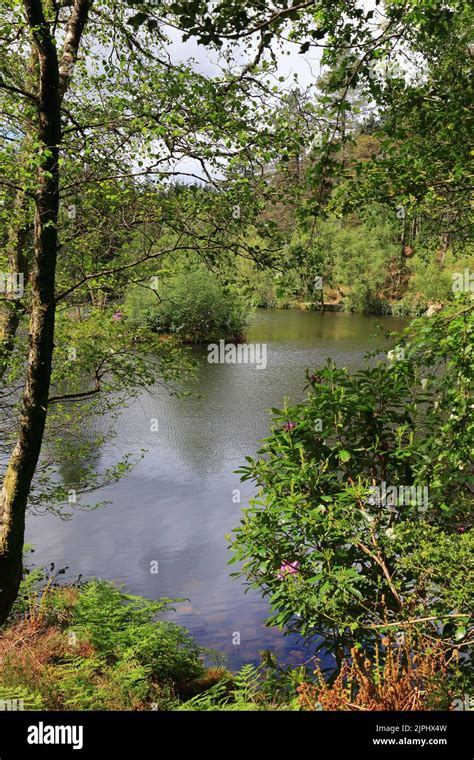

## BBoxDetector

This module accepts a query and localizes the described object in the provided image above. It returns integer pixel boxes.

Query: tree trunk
[0,191,30,379]
[398,213,407,287]
[0,0,61,623]
[0,45,36,380]
[0,0,91,624]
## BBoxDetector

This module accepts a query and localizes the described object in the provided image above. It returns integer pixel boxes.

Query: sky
[166,25,323,89]
[162,27,324,182]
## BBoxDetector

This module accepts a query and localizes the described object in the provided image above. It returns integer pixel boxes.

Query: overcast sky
[162,27,324,181]
[166,24,323,87]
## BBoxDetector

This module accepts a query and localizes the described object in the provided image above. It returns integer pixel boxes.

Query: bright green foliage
[231,301,473,661]
[125,266,248,342]
[0,685,44,711]
[2,571,309,711]
[2,567,311,711]
[2,576,205,711]
[309,217,398,313]
[177,663,302,711]
[177,665,262,711]
[60,581,204,684]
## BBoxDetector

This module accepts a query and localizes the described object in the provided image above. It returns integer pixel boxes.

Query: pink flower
[277,560,300,580]
[283,421,296,432]
[112,310,123,321]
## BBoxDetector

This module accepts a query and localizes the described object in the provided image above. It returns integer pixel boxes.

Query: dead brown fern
[298,636,457,711]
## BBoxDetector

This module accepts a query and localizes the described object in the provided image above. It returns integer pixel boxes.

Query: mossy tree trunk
[0,0,91,624]
[0,190,30,379]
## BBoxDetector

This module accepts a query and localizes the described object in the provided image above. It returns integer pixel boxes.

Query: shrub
[0,685,44,711]
[298,634,460,711]
[124,266,248,342]
[329,222,396,313]
[0,577,206,710]
[231,300,473,672]
[62,580,204,684]
[177,663,302,711]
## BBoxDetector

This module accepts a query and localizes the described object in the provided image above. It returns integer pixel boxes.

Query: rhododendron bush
[230,301,473,674]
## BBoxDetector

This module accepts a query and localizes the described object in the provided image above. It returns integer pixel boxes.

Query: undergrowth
[0,566,469,711]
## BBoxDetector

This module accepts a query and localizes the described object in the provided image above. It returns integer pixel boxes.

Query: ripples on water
[27,310,407,669]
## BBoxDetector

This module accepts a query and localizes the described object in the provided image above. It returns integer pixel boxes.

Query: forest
[0,0,472,721]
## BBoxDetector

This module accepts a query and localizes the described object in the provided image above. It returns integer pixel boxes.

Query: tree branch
[0,78,38,104]
[357,541,404,611]
[54,242,189,302]
[47,387,101,405]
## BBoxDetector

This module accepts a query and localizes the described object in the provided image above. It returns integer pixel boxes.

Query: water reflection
[26,310,406,668]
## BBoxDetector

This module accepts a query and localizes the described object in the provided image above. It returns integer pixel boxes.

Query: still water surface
[27,309,407,668]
